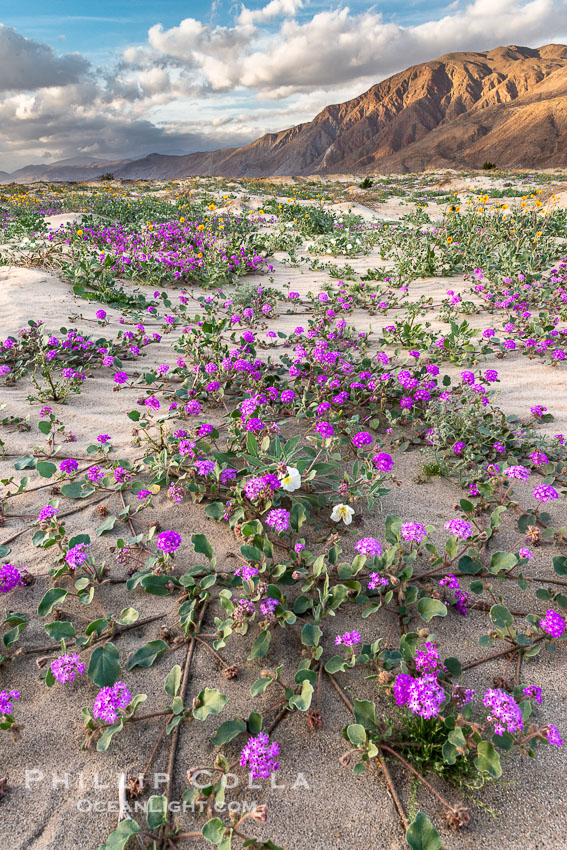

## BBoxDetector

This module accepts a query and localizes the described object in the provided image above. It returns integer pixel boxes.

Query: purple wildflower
[38,505,58,522]
[65,543,89,570]
[368,573,389,590]
[220,468,237,484]
[352,431,373,448]
[87,466,105,484]
[195,459,216,476]
[523,686,542,704]
[0,689,20,716]
[51,653,85,684]
[93,682,131,724]
[401,522,427,543]
[394,673,445,719]
[335,630,361,647]
[260,598,279,620]
[355,538,382,557]
[530,450,549,467]
[483,689,523,735]
[235,564,259,581]
[156,530,181,553]
[444,518,473,539]
[540,610,565,638]
[546,725,563,747]
[265,509,290,532]
[0,564,23,593]
[59,458,78,474]
[372,452,394,471]
[240,733,280,779]
[415,642,443,674]
[315,421,334,439]
[504,465,530,481]
[533,484,558,503]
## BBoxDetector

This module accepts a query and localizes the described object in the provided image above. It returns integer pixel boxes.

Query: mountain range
[4,44,567,182]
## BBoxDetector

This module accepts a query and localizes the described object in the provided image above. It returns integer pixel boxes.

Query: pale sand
[0,219,566,850]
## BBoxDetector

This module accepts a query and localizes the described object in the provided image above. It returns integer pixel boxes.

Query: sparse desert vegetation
[0,170,566,850]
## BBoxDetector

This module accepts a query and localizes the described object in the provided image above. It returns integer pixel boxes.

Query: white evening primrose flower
[280,466,301,492]
[330,504,355,525]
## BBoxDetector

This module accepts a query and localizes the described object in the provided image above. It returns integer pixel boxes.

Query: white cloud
[237,0,303,26]
[138,0,567,97]
[148,18,205,55]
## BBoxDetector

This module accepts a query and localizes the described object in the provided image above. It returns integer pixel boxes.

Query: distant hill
[5,44,567,181]
[8,158,132,184]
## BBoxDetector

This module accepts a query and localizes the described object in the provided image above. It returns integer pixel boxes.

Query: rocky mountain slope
[6,44,567,181]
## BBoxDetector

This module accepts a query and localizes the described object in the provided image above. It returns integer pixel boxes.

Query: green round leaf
[490,604,513,629]
[210,718,246,747]
[98,819,141,850]
[36,461,56,478]
[248,629,271,660]
[146,795,168,829]
[38,587,68,617]
[417,597,447,622]
[126,639,168,671]
[117,607,139,625]
[406,812,442,850]
[202,817,226,844]
[193,688,228,721]
[346,723,367,746]
[475,740,502,778]
[164,664,182,698]
[88,642,120,687]
[44,620,76,641]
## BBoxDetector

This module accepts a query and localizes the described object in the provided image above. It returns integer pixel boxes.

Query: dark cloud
[0,25,89,91]
[0,84,258,170]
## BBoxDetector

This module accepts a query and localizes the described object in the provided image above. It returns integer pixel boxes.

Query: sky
[0,0,566,171]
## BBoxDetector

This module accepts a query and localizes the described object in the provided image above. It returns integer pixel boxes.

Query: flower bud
[250,805,268,823]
